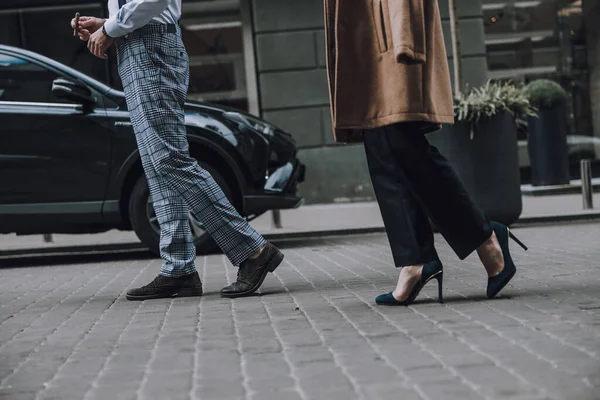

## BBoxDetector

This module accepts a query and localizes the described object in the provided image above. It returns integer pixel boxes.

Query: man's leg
[140,150,196,277]
[126,151,203,300]
[128,28,265,266]
[116,36,201,300]
[118,26,282,299]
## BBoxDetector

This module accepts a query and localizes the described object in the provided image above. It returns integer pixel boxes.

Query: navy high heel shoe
[487,221,528,299]
[376,260,444,306]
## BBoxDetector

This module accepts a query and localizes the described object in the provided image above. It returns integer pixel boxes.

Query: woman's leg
[380,122,505,278]
[364,127,439,266]
[381,123,493,256]
[364,127,439,300]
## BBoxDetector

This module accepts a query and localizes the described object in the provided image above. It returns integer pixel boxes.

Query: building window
[483,0,593,167]
[0,4,109,85]
[1,1,255,113]
[180,0,250,111]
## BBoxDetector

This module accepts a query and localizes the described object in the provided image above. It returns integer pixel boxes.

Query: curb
[521,179,600,196]
[264,226,387,242]
[513,211,600,226]
[2,212,599,259]
[0,242,150,260]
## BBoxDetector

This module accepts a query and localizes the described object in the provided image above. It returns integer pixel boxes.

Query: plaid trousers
[115,24,266,277]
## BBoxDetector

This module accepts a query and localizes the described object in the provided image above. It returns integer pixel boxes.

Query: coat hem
[335,111,455,130]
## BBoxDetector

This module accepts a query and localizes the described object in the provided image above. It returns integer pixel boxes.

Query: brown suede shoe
[126,272,203,301]
[220,243,284,298]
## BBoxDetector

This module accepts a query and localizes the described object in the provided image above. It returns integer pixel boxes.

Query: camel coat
[324,0,455,143]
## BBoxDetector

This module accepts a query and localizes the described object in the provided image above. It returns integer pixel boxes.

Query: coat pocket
[371,0,389,53]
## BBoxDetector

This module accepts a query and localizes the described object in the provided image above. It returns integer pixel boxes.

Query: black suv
[0,45,305,254]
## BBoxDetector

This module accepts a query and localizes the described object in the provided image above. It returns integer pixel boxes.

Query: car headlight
[224,112,277,136]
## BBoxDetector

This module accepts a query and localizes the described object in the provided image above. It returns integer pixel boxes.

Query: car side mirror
[52,78,95,108]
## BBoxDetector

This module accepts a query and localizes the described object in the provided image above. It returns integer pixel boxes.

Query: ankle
[248,246,265,260]
[480,249,505,277]
[477,234,496,253]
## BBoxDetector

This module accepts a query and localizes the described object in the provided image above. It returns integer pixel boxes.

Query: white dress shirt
[104,0,182,38]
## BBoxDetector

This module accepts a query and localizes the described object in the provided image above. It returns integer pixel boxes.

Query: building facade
[0,0,595,204]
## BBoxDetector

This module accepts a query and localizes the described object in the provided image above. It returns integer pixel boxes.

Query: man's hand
[88,28,114,59]
[70,16,105,42]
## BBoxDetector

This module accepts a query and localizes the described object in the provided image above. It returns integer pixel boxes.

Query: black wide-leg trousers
[363,122,493,267]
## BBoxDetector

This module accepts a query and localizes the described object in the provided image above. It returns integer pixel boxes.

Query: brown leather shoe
[126,272,203,301]
[220,243,284,298]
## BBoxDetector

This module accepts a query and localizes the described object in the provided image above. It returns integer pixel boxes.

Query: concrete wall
[248,0,488,204]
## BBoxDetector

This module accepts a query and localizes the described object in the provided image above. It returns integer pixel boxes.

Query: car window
[0,53,67,104]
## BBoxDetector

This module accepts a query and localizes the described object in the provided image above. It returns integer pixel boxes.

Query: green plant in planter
[454,80,537,137]
[523,79,568,110]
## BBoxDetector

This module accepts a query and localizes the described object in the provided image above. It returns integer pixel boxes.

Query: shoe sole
[126,286,203,301]
[376,299,404,306]
[221,250,284,299]
[487,268,516,299]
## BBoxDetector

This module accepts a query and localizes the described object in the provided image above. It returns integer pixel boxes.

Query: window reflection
[180,0,249,111]
[0,4,109,85]
[483,0,594,167]
[0,1,251,113]
[485,1,563,76]
[0,54,65,103]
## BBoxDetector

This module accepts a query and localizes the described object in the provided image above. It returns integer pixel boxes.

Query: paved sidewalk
[1,192,599,254]
[1,223,599,400]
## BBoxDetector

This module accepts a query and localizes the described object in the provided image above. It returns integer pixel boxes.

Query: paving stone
[139,372,191,400]
[247,376,297,393]
[455,364,541,398]
[194,377,246,399]
[0,389,38,400]
[39,379,91,400]
[0,224,599,399]
[96,368,146,386]
[361,382,423,400]
[250,388,303,400]
[87,383,138,400]
[418,378,484,400]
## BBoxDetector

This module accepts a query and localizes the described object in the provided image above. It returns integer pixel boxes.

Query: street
[0,222,599,400]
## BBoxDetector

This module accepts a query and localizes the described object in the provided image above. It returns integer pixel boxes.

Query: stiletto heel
[508,229,528,251]
[376,260,444,306]
[487,222,526,299]
[435,272,444,304]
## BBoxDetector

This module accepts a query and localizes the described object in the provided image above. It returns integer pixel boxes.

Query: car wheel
[128,164,236,256]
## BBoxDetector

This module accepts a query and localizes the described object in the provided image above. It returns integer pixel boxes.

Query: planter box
[427,112,523,226]
[528,106,570,186]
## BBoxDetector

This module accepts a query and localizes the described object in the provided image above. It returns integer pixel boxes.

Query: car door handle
[114,121,132,127]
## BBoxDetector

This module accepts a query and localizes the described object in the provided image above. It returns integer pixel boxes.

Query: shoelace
[236,267,246,281]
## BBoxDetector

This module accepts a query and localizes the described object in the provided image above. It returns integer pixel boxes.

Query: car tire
[128,164,236,257]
